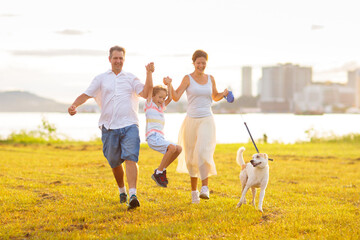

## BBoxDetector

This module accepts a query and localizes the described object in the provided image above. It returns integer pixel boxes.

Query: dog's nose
[250,160,254,164]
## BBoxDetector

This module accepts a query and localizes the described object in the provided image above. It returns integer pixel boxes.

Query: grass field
[1,141,359,239]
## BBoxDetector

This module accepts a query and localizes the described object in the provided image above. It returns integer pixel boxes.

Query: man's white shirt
[84,69,144,129]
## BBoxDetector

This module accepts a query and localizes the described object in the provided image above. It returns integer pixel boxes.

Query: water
[1,112,359,144]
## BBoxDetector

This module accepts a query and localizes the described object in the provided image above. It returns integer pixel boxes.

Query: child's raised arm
[146,87,153,103]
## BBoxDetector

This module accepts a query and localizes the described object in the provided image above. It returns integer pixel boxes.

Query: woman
[166,50,229,203]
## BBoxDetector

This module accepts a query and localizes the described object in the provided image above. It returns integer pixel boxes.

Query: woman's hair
[109,46,126,58]
[152,85,168,97]
[192,49,208,63]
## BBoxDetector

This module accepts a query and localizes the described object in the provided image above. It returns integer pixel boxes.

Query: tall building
[241,66,252,97]
[348,69,360,108]
[259,63,312,112]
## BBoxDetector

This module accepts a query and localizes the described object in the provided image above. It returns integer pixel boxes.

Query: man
[68,46,154,210]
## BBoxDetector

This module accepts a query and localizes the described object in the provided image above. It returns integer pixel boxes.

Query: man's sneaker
[120,193,127,204]
[163,170,168,184]
[151,170,167,187]
[191,191,200,204]
[127,194,140,210]
[200,186,210,200]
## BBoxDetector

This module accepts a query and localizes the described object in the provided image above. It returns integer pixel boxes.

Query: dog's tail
[236,147,246,167]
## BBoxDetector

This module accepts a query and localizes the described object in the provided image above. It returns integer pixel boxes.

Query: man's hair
[192,49,208,63]
[109,46,126,58]
[152,85,168,97]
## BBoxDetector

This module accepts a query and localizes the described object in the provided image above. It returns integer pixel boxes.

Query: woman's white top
[186,74,213,118]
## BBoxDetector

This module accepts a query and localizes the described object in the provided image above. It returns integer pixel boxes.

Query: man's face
[109,50,125,73]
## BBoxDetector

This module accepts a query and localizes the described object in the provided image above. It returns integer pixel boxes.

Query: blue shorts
[146,132,174,154]
[101,124,140,168]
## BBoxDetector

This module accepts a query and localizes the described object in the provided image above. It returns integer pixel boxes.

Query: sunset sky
[1,0,360,103]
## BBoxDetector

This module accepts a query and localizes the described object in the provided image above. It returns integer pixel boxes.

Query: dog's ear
[260,153,268,159]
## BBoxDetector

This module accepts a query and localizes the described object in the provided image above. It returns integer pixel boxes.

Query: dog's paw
[236,202,242,208]
[258,208,263,213]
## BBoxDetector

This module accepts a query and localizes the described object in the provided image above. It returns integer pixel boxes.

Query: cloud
[159,53,189,58]
[8,49,144,57]
[318,61,360,74]
[340,61,360,71]
[0,14,19,17]
[10,49,107,57]
[56,29,89,35]
[311,25,324,30]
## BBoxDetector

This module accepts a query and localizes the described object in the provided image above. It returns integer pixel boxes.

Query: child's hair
[152,85,168,97]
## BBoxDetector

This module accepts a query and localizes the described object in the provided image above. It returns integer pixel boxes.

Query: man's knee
[125,160,137,168]
[112,164,124,172]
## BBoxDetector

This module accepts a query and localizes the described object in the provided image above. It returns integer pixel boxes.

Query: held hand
[163,76,172,85]
[224,90,234,103]
[146,62,155,73]
[68,105,77,116]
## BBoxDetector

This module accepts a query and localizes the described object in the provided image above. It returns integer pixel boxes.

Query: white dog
[236,147,269,212]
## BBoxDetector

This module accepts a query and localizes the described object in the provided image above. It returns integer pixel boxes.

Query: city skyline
[256,63,359,113]
[1,61,359,114]
[1,0,360,103]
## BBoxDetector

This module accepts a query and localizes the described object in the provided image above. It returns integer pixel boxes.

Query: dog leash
[225,92,273,161]
[240,114,274,161]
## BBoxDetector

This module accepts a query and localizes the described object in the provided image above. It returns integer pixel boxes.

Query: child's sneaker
[151,170,167,187]
[191,191,200,204]
[119,193,127,204]
[200,186,210,199]
[127,194,140,210]
[163,170,168,184]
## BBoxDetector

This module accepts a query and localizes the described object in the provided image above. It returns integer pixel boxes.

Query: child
[144,77,182,187]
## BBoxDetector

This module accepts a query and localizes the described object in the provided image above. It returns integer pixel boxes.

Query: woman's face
[193,57,207,73]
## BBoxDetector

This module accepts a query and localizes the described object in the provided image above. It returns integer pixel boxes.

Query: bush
[3,117,61,144]
[305,127,360,143]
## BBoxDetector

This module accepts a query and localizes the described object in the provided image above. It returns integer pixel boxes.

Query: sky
[1,0,360,104]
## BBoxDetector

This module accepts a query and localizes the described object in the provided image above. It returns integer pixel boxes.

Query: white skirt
[176,115,217,180]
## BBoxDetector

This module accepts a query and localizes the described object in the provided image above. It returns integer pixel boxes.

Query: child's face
[153,90,167,107]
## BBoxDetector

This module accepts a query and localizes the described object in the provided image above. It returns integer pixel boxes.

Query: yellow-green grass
[1,142,359,239]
